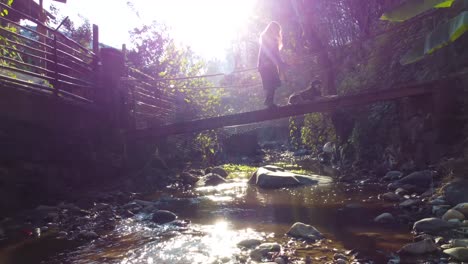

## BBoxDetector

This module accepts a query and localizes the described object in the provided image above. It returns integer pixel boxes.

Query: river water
[1,174,413,263]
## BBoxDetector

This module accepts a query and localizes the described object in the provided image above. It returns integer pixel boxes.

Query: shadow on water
[0,176,413,263]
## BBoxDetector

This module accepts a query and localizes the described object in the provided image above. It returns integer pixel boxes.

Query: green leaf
[425,11,468,53]
[381,0,455,22]
[449,10,468,41]
[401,11,468,64]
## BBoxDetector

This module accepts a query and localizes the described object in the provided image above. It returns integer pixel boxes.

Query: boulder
[453,202,468,216]
[442,180,468,205]
[180,172,199,185]
[286,222,323,241]
[398,239,438,255]
[151,210,177,224]
[450,239,468,247]
[442,209,465,222]
[237,238,262,249]
[250,243,281,261]
[197,173,227,186]
[248,166,331,189]
[383,171,403,181]
[443,247,468,261]
[374,213,395,224]
[380,192,401,202]
[392,170,434,189]
[211,167,228,178]
[413,218,453,233]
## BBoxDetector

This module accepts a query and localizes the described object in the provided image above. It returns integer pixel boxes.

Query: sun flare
[44,0,256,58]
[138,0,256,58]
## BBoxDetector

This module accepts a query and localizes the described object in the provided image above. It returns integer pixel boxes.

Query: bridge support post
[98,48,126,128]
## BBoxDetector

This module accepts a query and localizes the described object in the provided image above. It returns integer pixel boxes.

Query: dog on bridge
[288,80,322,105]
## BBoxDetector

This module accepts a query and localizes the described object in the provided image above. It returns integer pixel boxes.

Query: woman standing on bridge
[258,21,287,108]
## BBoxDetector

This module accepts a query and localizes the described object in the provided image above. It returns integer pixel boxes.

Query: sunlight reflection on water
[53,174,412,264]
[116,220,262,264]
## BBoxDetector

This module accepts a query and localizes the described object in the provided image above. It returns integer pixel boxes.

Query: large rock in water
[248,166,331,189]
[390,170,434,189]
[286,222,324,241]
[197,173,227,186]
[413,217,453,233]
[398,239,438,255]
[152,210,177,224]
[442,180,468,205]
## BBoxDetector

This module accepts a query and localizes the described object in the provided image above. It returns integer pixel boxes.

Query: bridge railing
[0,3,97,103]
[121,68,175,129]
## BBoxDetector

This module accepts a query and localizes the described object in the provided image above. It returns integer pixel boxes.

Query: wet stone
[237,238,262,249]
[398,239,438,255]
[151,210,177,224]
[443,247,468,261]
[250,243,281,261]
[77,231,99,240]
[450,239,468,247]
[374,212,395,224]
[442,209,465,221]
[287,222,324,241]
[380,192,401,202]
[453,202,468,216]
[382,171,403,181]
[413,217,453,233]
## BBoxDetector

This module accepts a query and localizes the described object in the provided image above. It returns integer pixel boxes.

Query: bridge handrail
[0,4,98,102]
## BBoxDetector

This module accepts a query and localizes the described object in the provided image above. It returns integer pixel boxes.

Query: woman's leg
[264,88,275,106]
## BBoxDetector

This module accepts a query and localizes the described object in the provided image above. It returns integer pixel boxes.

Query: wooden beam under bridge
[131,79,444,138]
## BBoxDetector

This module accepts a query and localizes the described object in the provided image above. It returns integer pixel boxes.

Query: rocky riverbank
[1,153,468,263]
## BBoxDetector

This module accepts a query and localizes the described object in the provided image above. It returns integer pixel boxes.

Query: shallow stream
[1,171,413,263]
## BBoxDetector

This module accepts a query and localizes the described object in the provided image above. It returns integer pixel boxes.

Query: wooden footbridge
[132,79,442,138]
[0,2,460,143]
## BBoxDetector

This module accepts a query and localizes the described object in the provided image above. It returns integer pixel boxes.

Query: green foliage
[222,164,257,179]
[381,0,455,22]
[300,113,336,153]
[194,130,221,164]
[382,0,468,65]
[401,11,468,64]
[289,117,302,149]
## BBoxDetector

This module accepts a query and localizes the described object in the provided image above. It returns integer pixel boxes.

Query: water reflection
[52,177,411,263]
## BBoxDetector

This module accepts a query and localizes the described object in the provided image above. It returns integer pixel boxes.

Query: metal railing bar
[55,38,94,60]
[2,39,54,56]
[57,72,93,86]
[56,49,94,70]
[0,73,54,91]
[134,86,173,105]
[134,92,172,108]
[0,27,54,51]
[0,56,54,75]
[0,45,55,64]
[56,62,94,79]
[0,16,53,42]
[0,2,95,56]
[58,89,93,103]
[56,79,93,90]
[0,64,54,81]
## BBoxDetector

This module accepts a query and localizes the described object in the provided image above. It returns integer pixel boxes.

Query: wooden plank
[132,80,440,138]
